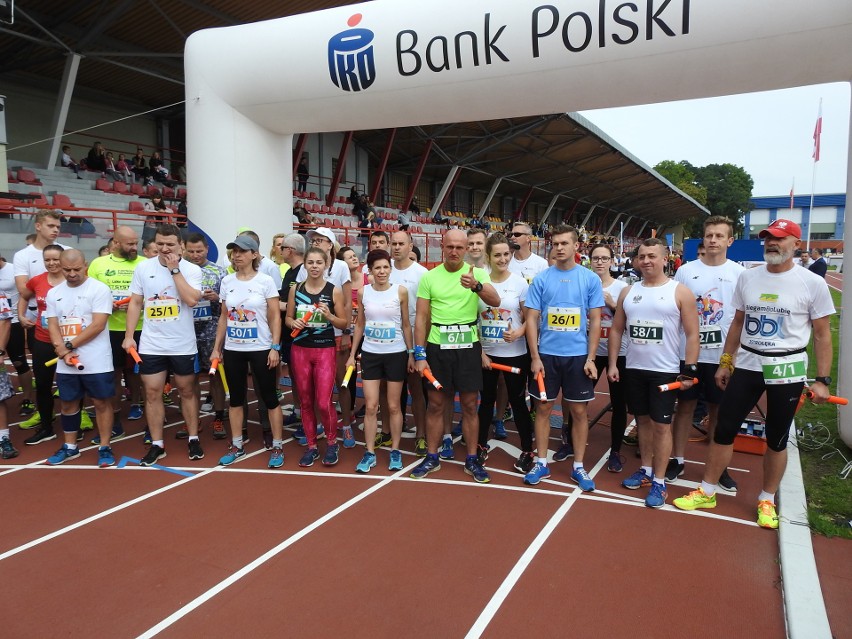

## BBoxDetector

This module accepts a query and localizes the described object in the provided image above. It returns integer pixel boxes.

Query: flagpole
[807,98,823,252]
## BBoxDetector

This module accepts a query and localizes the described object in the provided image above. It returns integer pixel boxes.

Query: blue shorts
[530,354,594,402]
[138,353,199,377]
[56,371,115,401]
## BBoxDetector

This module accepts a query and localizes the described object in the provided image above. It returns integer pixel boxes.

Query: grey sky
[579,82,850,199]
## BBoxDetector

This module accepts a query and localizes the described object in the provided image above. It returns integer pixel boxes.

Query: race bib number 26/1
[547,306,580,332]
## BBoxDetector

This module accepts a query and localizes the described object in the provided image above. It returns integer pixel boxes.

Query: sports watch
[170,267,181,276]
[271,344,281,351]
[64,340,74,351]
[814,376,832,386]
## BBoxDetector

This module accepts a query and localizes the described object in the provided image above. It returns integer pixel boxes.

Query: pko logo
[328,14,376,92]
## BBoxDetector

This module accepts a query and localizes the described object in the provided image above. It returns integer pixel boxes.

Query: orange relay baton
[536,371,548,402]
[490,363,522,375]
[658,378,698,392]
[422,367,443,390]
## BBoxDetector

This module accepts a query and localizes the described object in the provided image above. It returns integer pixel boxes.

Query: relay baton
[422,367,443,390]
[290,304,319,338]
[114,297,131,306]
[218,363,230,394]
[44,357,58,367]
[536,371,548,402]
[490,363,522,375]
[128,347,142,365]
[342,365,355,387]
[804,389,848,406]
[209,357,220,376]
[658,378,698,392]
[68,356,84,371]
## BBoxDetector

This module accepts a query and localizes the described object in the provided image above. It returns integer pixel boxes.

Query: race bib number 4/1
[480,319,508,344]
[699,325,723,348]
[227,319,259,344]
[628,319,663,345]
[365,320,396,344]
[193,300,212,321]
[547,306,580,332]
[439,325,473,349]
[145,298,179,322]
[761,356,807,385]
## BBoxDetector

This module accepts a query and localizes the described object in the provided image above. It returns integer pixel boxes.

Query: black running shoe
[718,468,738,492]
[664,458,685,481]
[24,427,56,446]
[187,439,204,460]
[140,444,166,466]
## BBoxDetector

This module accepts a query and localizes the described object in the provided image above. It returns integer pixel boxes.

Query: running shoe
[571,467,595,492]
[92,424,125,445]
[200,395,213,412]
[414,437,427,457]
[212,418,227,440]
[355,404,366,418]
[451,420,462,437]
[718,469,738,492]
[523,462,551,485]
[188,439,204,460]
[356,451,377,473]
[293,424,305,440]
[284,412,302,430]
[162,390,173,405]
[476,445,489,467]
[493,420,507,440]
[673,488,716,511]
[268,447,284,469]
[298,424,324,446]
[389,449,403,471]
[19,411,43,430]
[374,431,392,448]
[142,428,152,445]
[219,445,245,466]
[607,452,625,473]
[322,443,339,466]
[299,447,319,467]
[341,424,356,449]
[47,444,81,465]
[502,406,513,422]
[175,426,189,439]
[98,446,116,468]
[514,451,534,474]
[128,404,143,421]
[19,400,35,417]
[552,441,574,462]
[438,436,454,460]
[24,427,56,446]
[79,411,94,431]
[464,458,490,484]
[622,433,639,446]
[409,455,441,479]
[645,482,668,508]
[622,469,652,490]
[140,444,166,466]
[664,459,685,481]
[1,435,19,459]
[757,500,779,529]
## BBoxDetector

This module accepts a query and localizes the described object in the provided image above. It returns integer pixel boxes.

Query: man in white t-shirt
[465,229,487,270]
[44,250,115,467]
[674,219,835,530]
[667,216,745,490]
[124,224,204,466]
[508,221,548,283]
[13,211,68,322]
[361,231,390,276]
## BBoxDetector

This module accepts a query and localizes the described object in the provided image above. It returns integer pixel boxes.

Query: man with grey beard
[674,219,835,530]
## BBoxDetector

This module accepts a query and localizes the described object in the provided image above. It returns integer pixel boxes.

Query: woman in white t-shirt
[0,255,35,416]
[211,236,284,470]
[476,233,535,475]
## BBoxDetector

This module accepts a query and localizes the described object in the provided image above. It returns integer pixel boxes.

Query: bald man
[89,225,147,437]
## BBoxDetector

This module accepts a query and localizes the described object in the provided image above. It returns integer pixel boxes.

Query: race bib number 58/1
[628,319,663,345]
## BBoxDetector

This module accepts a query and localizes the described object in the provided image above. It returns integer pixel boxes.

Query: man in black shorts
[411,229,499,482]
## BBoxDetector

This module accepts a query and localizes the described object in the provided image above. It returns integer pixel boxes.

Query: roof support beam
[44,53,81,171]
[637,220,650,237]
[514,186,535,222]
[325,131,353,207]
[292,134,307,180]
[477,177,502,219]
[606,213,624,236]
[432,165,462,215]
[539,193,561,225]
[401,139,433,214]
[370,128,396,205]
[580,205,598,230]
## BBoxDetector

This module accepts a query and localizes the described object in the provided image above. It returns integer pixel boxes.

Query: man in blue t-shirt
[523,224,604,491]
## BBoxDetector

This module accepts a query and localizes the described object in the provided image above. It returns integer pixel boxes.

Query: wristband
[413,345,427,361]
[407,349,414,354]
[719,352,735,372]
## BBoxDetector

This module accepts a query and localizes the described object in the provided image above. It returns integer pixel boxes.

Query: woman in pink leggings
[285,247,348,467]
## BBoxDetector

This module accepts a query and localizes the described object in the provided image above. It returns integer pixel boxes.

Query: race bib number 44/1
[628,319,663,345]
[480,319,508,344]
[547,306,580,332]
[145,298,179,322]
[439,325,473,349]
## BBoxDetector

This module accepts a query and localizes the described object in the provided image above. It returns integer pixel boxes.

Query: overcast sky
[579,82,850,199]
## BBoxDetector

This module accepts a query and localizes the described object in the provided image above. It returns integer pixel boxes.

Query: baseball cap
[759,219,801,240]
[306,227,337,244]
[226,235,259,252]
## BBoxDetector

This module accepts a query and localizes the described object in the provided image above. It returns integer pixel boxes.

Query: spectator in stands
[397,208,411,231]
[142,193,172,242]
[293,200,311,232]
[59,212,96,237]
[358,212,375,259]
[809,247,828,278]
[104,152,130,184]
[175,162,187,184]
[409,197,420,215]
[130,148,149,183]
[348,186,360,205]
[149,151,169,184]
[296,154,309,193]
[61,146,83,179]
[86,141,107,173]
[353,194,369,221]
[115,154,134,183]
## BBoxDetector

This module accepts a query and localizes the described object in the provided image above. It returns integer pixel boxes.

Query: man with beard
[674,219,835,529]
[88,226,147,436]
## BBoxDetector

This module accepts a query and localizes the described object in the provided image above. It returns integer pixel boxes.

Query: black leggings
[477,352,534,452]
[31,338,56,428]
[223,349,279,410]
[8,322,29,374]
[564,355,628,453]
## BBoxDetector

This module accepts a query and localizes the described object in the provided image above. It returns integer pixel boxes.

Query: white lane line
[463,452,608,639]
[136,458,422,639]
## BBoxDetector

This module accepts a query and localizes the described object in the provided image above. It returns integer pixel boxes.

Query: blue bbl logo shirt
[328,14,376,92]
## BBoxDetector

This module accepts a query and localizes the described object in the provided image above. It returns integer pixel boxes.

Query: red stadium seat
[95,178,112,192]
[52,194,73,208]
[128,201,145,212]
[177,188,187,200]
[130,183,145,196]
[7,170,18,184]
[146,185,162,197]
[113,182,130,195]
[163,186,175,198]
[17,169,42,186]
[29,192,48,207]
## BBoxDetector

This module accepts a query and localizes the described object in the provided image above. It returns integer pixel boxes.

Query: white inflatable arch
[185,0,852,444]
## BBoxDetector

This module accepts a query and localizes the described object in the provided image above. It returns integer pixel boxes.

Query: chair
[113,182,130,195]
[17,169,42,186]
[177,188,187,200]
[146,185,162,197]
[52,194,73,208]
[130,183,145,196]
[95,178,112,192]
[7,170,18,184]
[309,192,318,200]
[128,201,145,212]
[163,186,175,198]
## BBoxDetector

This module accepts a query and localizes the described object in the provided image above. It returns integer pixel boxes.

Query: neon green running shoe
[757,500,779,529]
[20,411,42,430]
[673,488,717,511]
[80,411,95,431]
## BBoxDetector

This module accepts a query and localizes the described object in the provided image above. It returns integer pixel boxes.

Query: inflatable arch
[185,0,852,444]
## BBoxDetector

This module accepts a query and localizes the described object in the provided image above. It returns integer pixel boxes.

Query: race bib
[59,317,83,338]
[145,297,179,322]
[547,306,581,332]
[193,300,212,321]
[699,325,723,348]
[227,319,258,344]
[628,319,663,345]
[296,303,328,329]
[112,289,130,304]
[365,320,396,344]
[40,314,48,329]
[600,318,612,340]
[0,295,12,321]
[439,324,473,349]
[480,319,508,344]
[760,354,807,385]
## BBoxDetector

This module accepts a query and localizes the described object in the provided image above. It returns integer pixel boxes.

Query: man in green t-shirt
[411,229,499,482]
[88,225,146,434]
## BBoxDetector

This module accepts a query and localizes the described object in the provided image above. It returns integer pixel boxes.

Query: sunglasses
[509,232,528,238]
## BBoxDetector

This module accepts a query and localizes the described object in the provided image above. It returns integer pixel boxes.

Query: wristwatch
[684,363,698,375]
[814,376,832,386]
[472,282,483,293]
[64,340,74,351]
[169,267,181,276]
[271,344,281,351]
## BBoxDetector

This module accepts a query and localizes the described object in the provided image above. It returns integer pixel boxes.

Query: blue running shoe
[342,424,356,449]
[297,424,325,446]
[47,444,80,466]
[128,404,143,421]
[622,469,652,490]
[143,428,152,445]
[523,462,551,485]
[493,420,507,440]
[322,443,339,466]
[219,445,245,466]
[607,452,625,473]
[409,455,441,479]
[553,441,574,462]
[464,458,490,484]
[293,424,305,439]
[645,481,668,508]
[356,451,376,473]
[438,436,454,460]
[92,423,125,445]
[451,420,462,437]
[98,446,116,468]
[268,447,284,469]
[299,448,319,467]
[571,467,595,492]
[284,412,302,430]
[389,449,403,471]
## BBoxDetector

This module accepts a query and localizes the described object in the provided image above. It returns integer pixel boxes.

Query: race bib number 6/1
[628,319,663,345]
[547,306,580,332]
[439,325,473,349]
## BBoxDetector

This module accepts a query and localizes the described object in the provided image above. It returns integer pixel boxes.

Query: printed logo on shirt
[631,295,643,304]
[759,293,779,303]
